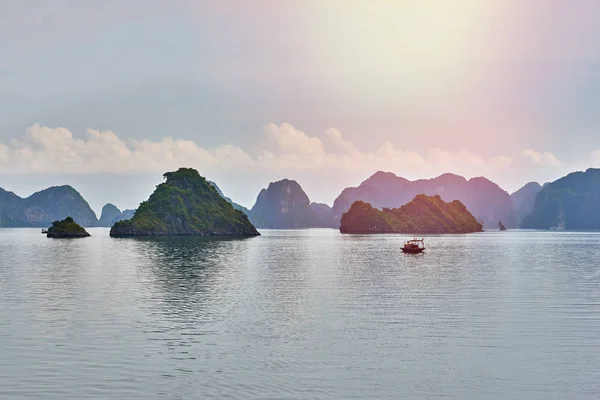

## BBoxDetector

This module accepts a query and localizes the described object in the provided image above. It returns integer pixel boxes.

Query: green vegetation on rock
[46,216,91,238]
[332,171,517,229]
[113,209,135,224]
[339,194,483,234]
[208,181,251,215]
[110,168,260,237]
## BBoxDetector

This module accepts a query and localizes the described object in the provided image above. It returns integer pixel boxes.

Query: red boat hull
[402,248,424,254]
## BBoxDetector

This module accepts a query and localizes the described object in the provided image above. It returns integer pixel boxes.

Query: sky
[1,0,600,214]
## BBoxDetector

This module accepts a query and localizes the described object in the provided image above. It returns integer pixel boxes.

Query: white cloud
[0,124,255,174]
[521,149,562,166]
[0,122,521,180]
[2,122,588,207]
[263,123,324,155]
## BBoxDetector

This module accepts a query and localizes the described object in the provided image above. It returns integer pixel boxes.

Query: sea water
[1,228,599,399]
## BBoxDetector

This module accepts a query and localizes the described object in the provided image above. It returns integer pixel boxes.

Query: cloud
[0,124,254,174]
[2,122,590,207]
[254,124,507,176]
[521,149,562,166]
[1,123,560,184]
[263,122,324,155]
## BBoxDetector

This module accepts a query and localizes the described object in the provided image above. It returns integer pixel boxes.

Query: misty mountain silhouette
[331,171,518,229]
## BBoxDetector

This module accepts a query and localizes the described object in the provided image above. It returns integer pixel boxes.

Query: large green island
[339,194,483,234]
[46,217,91,238]
[110,168,260,237]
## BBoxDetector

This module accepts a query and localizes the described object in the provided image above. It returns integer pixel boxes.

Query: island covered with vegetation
[110,168,260,237]
[46,217,91,238]
[339,194,483,234]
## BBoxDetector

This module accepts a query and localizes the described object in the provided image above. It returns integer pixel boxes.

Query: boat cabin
[402,238,425,253]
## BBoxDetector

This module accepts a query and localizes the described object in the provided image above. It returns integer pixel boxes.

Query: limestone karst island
[339,194,484,234]
[109,168,260,237]
[45,217,91,238]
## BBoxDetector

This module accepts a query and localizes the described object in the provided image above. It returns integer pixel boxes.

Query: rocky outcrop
[332,171,517,229]
[46,217,91,238]
[340,195,483,234]
[110,168,260,237]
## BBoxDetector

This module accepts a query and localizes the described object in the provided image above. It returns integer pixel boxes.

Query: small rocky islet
[339,194,484,234]
[45,217,91,238]
[109,168,260,237]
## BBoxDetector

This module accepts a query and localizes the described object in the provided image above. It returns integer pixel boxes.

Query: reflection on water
[0,228,600,399]
[134,236,253,317]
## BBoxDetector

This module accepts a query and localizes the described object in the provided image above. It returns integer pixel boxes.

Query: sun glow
[311,1,496,97]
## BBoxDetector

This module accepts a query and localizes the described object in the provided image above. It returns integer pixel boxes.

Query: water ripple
[0,228,599,399]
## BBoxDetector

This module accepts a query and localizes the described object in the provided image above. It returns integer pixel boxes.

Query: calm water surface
[1,228,599,399]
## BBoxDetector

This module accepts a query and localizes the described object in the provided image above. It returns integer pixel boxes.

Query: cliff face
[99,203,122,227]
[511,182,542,222]
[0,186,98,227]
[332,171,517,229]
[110,168,259,237]
[99,204,136,227]
[521,168,600,230]
[339,195,483,234]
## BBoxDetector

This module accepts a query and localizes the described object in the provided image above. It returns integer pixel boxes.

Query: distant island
[510,182,543,223]
[339,194,483,234]
[0,185,98,227]
[6,167,600,233]
[332,171,517,229]
[110,168,260,237]
[46,217,90,238]
[521,168,600,230]
[241,172,518,230]
[248,179,335,229]
[0,170,534,232]
[99,203,136,227]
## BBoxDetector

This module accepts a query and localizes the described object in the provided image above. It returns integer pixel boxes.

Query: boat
[402,238,425,254]
[41,229,48,234]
